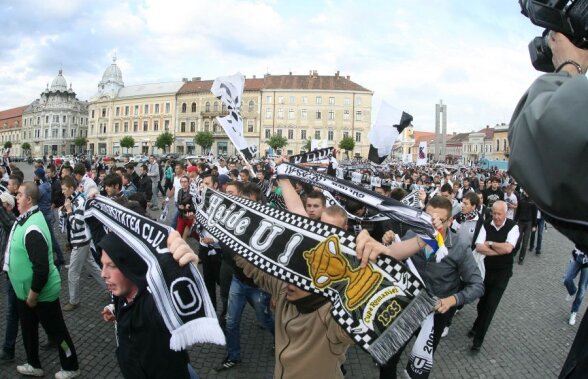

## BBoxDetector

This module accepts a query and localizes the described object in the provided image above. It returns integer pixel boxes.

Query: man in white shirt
[503,184,518,220]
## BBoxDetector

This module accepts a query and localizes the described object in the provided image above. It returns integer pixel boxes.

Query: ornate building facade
[21,70,89,157]
[0,105,27,157]
[87,58,183,156]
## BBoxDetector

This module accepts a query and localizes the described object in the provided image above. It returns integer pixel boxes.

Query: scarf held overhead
[196,188,437,364]
[84,196,225,350]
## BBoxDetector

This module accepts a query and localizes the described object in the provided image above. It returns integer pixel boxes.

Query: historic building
[0,105,27,157]
[21,70,89,157]
[87,58,183,156]
[491,123,510,161]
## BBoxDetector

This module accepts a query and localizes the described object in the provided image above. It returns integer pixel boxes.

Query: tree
[155,132,174,153]
[3,141,12,150]
[265,134,288,154]
[21,142,31,156]
[120,136,136,154]
[303,138,312,152]
[338,136,355,159]
[194,131,214,154]
[74,136,87,153]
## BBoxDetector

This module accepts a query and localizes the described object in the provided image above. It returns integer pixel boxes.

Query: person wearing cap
[99,231,200,379]
[7,182,80,378]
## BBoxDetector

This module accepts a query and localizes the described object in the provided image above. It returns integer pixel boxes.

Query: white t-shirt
[173,176,182,203]
[504,193,518,220]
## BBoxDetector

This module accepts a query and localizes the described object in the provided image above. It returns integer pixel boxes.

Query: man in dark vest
[469,200,520,352]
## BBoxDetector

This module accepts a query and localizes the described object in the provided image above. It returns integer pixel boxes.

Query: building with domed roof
[21,69,89,156]
[87,57,182,156]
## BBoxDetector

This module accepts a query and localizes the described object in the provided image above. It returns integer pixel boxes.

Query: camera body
[520,0,588,71]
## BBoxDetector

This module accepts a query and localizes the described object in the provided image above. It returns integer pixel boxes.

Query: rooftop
[0,105,28,122]
[117,81,184,98]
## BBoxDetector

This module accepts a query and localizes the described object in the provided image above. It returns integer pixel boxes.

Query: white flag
[417,141,428,166]
[368,101,413,163]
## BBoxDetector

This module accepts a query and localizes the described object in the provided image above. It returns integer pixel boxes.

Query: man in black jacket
[46,164,65,210]
[513,190,537,265]
[137,165,153,204]
[99,231,200,379]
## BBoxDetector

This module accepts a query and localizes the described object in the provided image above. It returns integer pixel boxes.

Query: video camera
[520,0,588,71]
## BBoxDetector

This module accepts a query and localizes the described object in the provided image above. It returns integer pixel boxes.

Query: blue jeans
[529,217,544,252]
[187,363,199,379]
[2,276,18,355]
[226,277,274,361]
[170,208,180,230]
[563,256,588,313]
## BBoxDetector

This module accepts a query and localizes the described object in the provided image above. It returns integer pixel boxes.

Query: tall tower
[435,100,447,161]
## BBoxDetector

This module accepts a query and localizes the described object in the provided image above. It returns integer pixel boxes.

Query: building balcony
[201,110,229,118]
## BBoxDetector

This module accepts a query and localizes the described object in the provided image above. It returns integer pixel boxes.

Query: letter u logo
[170,277,202,316]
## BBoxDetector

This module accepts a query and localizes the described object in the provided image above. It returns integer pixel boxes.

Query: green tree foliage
[120,136,136,154]
[155,132,174,153]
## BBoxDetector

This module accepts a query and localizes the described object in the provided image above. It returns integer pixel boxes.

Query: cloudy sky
[0,0,544,133]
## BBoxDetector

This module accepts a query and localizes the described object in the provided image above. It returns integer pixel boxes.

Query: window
[134,105,139,115]
[328,110,335,120]
[213,101,219,112]
[154,120,159,131]
[70,129,76,138]
[191,102,196,112]
[181,122,186,133]
[222,103,227,113]
[181,103,187,113]
[133,121,138,132]
[277,108,284,119]
[302,96,308,104]
[102,108,106,117]
[164,120,170,131]
[205,102,210,112]
[343,110,350,120]
[277,96,283,104]
[289,96,295,104]
[355,132,361,142]
[503,139,507,151]
[314,130,321,140]
[154,104,160,114]
[265,107,272,119]
[266,95,272,103]
[115,107,120,116]
[316,111,322,120]
[355,111,362,121]
[62,128,66,137]
[144,104,149,114]
[53,115,59,123]
[328,130,334,141]
[496,140,500,152]
[166,103,171,113]
[248,100,254,112]
[356,97,362,106]
[115,122,119,133]
[143,121,148,132]
[124,122,128,133]
[125,106,129,116]
[344,98,351,106]
[277,129,282,137]
[90,111,94,119]
[288,129,294,139]
[52,129,57,138]
[63,115,67,123]
[46,115,49,123]
[329,97,335,105]
[288,109,295,119]
[265,129,271,139]
[190,122,195,133]
[316,96,322,105]
[247,120,254,133]
[204,121,210,132]
[301,109,307,120]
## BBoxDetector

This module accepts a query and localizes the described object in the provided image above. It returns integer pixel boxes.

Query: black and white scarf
[289,147,334,165]
[196,188,437,364]
[84,196,225,350]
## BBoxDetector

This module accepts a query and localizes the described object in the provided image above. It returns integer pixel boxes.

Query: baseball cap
[218,174,230,186]
[0,192,14,208]
[187,166,198,173]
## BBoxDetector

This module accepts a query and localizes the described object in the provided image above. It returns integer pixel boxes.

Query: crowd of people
[0,139,584,378]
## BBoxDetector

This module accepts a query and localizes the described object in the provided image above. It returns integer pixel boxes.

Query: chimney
[346,75,350,80]
[253,75,256,79]
[312,70,318,78]
[486,125,489,129]
[192,77,201,81]
[335,70,340,78]
[182,77,188,82]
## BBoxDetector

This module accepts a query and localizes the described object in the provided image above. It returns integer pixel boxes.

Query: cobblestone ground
[0,163,585,378]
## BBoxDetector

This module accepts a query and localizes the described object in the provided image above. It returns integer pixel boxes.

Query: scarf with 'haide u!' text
[196,188,437,364]
[84,196,225,350]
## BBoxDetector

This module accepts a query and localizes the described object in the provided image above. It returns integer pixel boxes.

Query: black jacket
[114,289,191,379]
[138,175,152,200]
[48,177,65,208]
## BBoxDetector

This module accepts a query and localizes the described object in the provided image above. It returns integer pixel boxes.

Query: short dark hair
[427,195,452,219]
[128,192,147,210]
[490,176,500,183]
[140,164,148,171]
[103,174,122,189]
[73,163,86,176]
[8,174,22,187]
[201,173,218,187]
[21,181,40,205]
[390,187,407,201]
[115,167,126,176]
[440,183,453,194]
[229,169,239,178]
[61,166,72,176]
[242,182,262,202]
[46,163,56,173]
[61,175,76,189]
[304,190,326,206]
[122,172,132,182]
[225,180,243,194]
[463,191,480,207]
[239,169,250,177]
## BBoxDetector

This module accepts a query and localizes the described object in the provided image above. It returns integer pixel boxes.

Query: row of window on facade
[22,115,87,127]
[264,109,364,121]
[464,139,509,154]
[24,128,85,140]
[92,102,172,119]
[181,101,229,114]
[264,129,362,142]
[265,95,362,106]
[91,119,171,135]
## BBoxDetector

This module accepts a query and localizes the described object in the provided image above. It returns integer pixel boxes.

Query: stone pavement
[0,162,586,378]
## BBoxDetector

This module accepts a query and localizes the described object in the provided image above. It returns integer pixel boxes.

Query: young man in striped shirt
[60,175,106,312]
